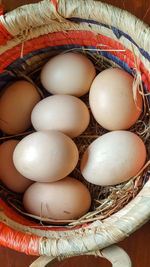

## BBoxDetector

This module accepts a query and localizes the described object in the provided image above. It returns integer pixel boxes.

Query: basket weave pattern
[0,0,149,260]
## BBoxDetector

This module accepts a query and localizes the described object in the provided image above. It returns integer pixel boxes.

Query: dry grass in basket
[0,47,150,227]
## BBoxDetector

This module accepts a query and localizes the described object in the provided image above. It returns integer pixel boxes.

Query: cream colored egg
[13,131,79,182]
[40,53,96,96]
[31,95,90,138]
[80,131,146,186]
[23,177,91,220]
[89,68,143,130]
[0,80,41,135]
[0,140,33,193]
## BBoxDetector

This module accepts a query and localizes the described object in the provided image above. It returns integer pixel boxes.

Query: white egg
[31,95,90,138]
[23,177,91,221]
[13,131,79,182]
[80,131,146,186]
[40,53,96,96]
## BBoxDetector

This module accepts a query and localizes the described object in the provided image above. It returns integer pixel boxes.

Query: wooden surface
[1,1,150,266]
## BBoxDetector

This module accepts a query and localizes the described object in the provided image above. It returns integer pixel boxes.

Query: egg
[13,130,79,182]
[31,95,90,138]
[80,131,146,186]
[89,68,143,130]
[23,177,91,221]
[40,53,96,96]
[0,80,41,135]
[0,140,33,193]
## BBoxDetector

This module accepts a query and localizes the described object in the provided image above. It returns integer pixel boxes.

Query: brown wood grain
[1,1,150,266]
[4,0,39,12]
[100,0,150,25]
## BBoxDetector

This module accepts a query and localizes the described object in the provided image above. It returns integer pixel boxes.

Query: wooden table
[1,1,150,266]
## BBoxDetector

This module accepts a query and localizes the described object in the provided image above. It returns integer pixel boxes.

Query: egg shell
[31,94,90,138]
[40,53,96,96]
[0,80,41,135]
[23,177,91,220]
[89,68,143,130]
[13,130,79,182]
[80,131,146,186]
[0,140,33,193]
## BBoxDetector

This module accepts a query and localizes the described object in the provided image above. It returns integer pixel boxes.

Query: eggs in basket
[0,52,147,223]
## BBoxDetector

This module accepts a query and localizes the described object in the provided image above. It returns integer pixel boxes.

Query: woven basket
[0,0,150,266]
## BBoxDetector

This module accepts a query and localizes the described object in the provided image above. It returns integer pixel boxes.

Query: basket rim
[0,0,150,73]
[0,0,150,257]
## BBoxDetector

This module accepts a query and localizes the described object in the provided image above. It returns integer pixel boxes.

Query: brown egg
[81,131,146,186]
[23,177,91,220]
[40,53,96,96]
[89,68,143,130]
[13,130,79,182]
[0,80,41,134]
[0,140,33,193]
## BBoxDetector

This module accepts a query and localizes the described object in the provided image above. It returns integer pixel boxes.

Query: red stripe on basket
[0,199,81,231]
[49,0,57,9]
[0,30,149,92]
[0,3,4,15]
[0,21,13,45]
[0,222,40,255]
[0,199,39,227]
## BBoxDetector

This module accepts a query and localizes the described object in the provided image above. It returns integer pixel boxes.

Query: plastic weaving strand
[0,222,40,255]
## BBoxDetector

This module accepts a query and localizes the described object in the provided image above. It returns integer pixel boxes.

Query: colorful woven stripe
[0,7,149,255]
[0,30,150,92]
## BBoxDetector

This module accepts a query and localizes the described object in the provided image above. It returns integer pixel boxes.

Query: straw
[1,47,149,226]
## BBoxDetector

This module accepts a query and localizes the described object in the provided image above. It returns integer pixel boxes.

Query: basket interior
[0,19,150,231]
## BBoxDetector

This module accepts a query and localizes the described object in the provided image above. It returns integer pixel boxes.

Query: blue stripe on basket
[3,44,148,96]
[68,17,150,62]
[143,172,150,185]
[0,72,16,89]
[5,45,132,74]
